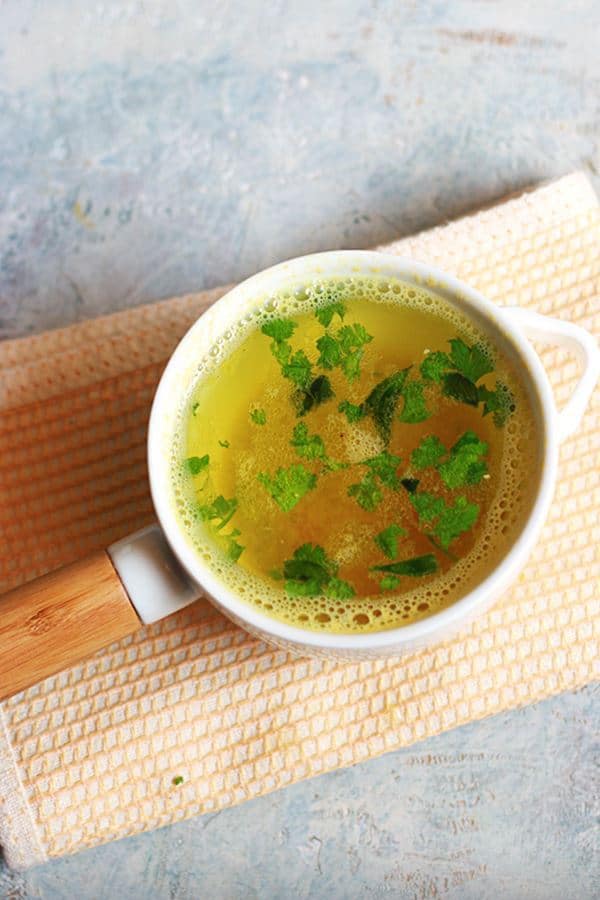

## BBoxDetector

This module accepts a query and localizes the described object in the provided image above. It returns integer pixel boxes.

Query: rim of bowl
[148,251,558,650]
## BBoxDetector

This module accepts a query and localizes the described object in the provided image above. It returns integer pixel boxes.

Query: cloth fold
[0,172,598,870]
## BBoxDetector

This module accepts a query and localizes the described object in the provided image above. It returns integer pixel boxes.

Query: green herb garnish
[258,464,317,512]
[374,523,407,560]
[338,400,365,423]
[400,477,420,494]
[371,553,438,577]
[172,776,184,786]
[379,574,401,591]
[420,351,451,383]
[219,439,230,448]
[291,422,327,461]
[348,471,382,511]
[186,454,209,475]
[261,318,297,342]
[363,369,410,444]
[478,381,514,427]
[348,451,402,510]
[192,402,199,416]
[411,431,488,488]
[398,380,430,423]
[442,372,479,407]
[296,374,335,416]
[198,494,238,529]
[282,350,313,388]
[410,492,479,549]
[250,408,267,425]
[282,543,355,598]
[315,302,346,327]
[363,451,403,488]
[448,338,494,383]
[316,322,373,382]
[410,436,446,469]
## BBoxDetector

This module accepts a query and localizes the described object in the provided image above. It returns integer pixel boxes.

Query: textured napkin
[0,172,598,870]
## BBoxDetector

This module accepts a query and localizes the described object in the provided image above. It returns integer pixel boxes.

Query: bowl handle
[503,306,600,443]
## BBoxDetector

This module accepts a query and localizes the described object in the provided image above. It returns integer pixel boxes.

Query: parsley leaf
[282,543,355,599]
[282,350,313,388]
[411,436,446,470]
[438,431,488,488]
[401,477,420,494]
[478,381,514,427]
[398,380,430,423]
[363,451,402,489]
[338,400,365,423]
[371,553,438,577]
[316,323,373,383]
[410,491,479,549]
[291,422,327,461]
[449,338,493,383]
[442,372,479,406]
[198,494,238,529]
[296,375,335,416]
[420,351,451,383]
[316,333,341,369]
[250,408,267,425]
[374,523,407,559]
[223,529,245,562]
[258,464,317,512]
[380,574,401,591]
[186,454,209,475]
[315,302,346,327]
[348,471,382,511]
[261,319,297,342]
[363,368,410,444]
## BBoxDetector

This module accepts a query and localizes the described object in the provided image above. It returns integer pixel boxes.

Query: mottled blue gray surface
[1,1,599,897]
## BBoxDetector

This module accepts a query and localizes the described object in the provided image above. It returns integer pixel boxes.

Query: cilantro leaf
[363,451,402,489]
[442,372,479,406]
[282,350,313,388]
[411,436,446,470]
[398,380,430,423]
[270,339,292,366]
[363,369,410,444]
[219,439,230,448]
[478,381,514,427]
[223,529,245,562]
[282,543,355,599]
[338,323,373,353]
[374,523,407,559]
[198,494,238,529]
[410,491,479,549]
[258,464,317,512]
[380,574,401,591]
[438,431,488,488]
[341,348,364,382]
[296,375,334,416]
[371,553,438,577]
[338,400,365,423]
[250,408,267,425]
[261,319,297,341]
[316,333,342,369]
[401,477,420,494]
[316,323,373,383]
[186,454,209,475]
[420,351,451,383]
[291,422,327,461]
[348,471,382,511]
[316,302,346,327]
[449,338,494,383]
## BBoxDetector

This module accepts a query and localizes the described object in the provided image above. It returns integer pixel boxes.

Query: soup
[171,276,538,633]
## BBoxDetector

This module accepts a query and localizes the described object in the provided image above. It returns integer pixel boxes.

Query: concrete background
[0,1,598,897]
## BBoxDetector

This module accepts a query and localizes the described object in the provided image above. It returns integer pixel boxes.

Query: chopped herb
[348,471,382,511]
[250,408,267,425]
[410,491,479,549]
[420,351,451,383]
[219,439,230,448]
[282,349,313,388]
[449,338,494,383]
[400,477,420,494]
[338,400,365,423]
[315,302,346,327]
[192,402,199,416]
[438,431,488,488]
[198,495,238,529]
[258,464,317,512]
[224,530,245,562]
[172,776,184,786]
[410,436,446,470]
[261,318,297,342]
[271,339,292,366]
[442,372,479,406]
[296,375,335,416]
[282,543,355,599]
[374,523,407,560]
[316,322,373,383]
[363,368,410,444]
[291,422,327,461]
[398,380,430,423]
[371,553,438,577]
[186,454,209,475]
[363,451,402,489]
[478,381,514,427]
[316,333,342,369]
[380,574,401,591]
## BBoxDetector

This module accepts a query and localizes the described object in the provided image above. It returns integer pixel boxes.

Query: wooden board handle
[0,551,141,701]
